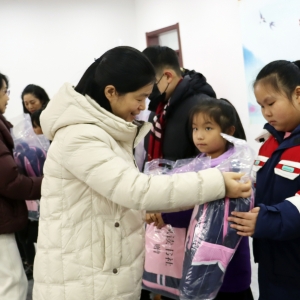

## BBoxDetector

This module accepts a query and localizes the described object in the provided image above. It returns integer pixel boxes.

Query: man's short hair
[143,46,181,76]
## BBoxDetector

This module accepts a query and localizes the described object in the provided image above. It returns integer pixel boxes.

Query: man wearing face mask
[140,46,216,300]
[143,46,216,163]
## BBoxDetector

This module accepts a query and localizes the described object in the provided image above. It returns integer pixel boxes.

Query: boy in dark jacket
[0,73,42,300]
[143,46,217,162]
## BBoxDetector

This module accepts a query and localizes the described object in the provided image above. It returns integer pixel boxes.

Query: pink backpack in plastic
[14,142,46,218]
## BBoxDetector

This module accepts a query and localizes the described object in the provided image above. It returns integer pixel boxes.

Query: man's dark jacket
[149,70,216,161]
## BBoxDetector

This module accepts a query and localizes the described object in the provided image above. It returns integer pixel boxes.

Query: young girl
[228,60,300,299]
[147,97,253,300]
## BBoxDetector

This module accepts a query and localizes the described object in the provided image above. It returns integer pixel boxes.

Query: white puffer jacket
[33,83,225,300]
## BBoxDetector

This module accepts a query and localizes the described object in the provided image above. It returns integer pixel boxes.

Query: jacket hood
[40,83,151,146]
[169,70,216,108]
[161,70,216,118]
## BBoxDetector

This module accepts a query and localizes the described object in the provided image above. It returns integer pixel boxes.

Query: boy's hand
[228,207,260,236]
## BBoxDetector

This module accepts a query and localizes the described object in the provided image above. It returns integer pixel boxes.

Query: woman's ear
[295,86,300,103]
[104,85,118,103]
[227,125,236,136]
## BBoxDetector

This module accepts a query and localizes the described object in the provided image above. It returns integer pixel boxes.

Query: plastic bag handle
[223,197,230,240]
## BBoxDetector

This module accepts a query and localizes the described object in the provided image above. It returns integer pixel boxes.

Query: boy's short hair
[142,46,181,76]
[31,109,43,128]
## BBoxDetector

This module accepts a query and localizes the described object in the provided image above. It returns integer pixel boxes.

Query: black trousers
[16,219,39,265]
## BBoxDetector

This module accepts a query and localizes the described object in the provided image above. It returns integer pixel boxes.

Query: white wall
[0,0,137,120]
[135,0,261,152]
[1,0,261,151]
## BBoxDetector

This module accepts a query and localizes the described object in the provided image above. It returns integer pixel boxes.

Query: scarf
[147,100,170,161]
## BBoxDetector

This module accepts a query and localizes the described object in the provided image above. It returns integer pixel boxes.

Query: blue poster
[240,0,300,123]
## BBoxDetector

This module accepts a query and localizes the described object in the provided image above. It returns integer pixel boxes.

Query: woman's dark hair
[0,73,9,89]
[254,60,300,101]
[189,97,246,141]
[21,84,50,114]
[75,46,156,112]
[31,109,43,128]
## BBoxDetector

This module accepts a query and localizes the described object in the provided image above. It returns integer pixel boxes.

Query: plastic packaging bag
[144,156,211,176]
[142,134,254,300]
[142,157,211,299]
[217,133,255,183]
[179,135,255,300]
[11,113,50,152]
[11,114,49,220]
[143,224,186,299]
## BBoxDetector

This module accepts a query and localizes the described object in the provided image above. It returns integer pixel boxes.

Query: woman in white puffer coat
[33,46,251,300]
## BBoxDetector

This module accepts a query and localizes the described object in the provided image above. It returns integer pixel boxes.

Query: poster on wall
[239,0,300,124]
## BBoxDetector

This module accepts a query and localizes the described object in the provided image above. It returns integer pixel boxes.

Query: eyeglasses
[1,89,10,96]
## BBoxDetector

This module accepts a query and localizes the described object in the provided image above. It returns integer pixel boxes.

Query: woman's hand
[228,207,260,236]
[223,172,251,198]
[146,213,165,229]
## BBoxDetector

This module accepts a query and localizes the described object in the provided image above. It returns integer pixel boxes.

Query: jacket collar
[262,122,300,148]
[166,70,216,114]
[41,83,152,147]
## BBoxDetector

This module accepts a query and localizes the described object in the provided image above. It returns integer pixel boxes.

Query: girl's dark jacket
[253,123,300,286]
[0,114,42,234]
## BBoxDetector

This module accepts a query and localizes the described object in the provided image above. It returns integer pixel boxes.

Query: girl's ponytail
[75,55,113,112]
[189,97,247,143]
[220,98,246,140]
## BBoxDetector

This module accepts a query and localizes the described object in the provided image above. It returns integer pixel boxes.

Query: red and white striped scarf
[147,100,170,161]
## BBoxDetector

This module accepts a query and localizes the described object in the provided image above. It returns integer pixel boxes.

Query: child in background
[229,60,300,299]
[147,97,253,300]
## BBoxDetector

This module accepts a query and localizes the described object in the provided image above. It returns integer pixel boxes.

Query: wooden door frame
[146,23,183,67]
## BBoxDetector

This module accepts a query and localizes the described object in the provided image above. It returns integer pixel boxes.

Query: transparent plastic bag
[143,156,211,298]
[11,113,50,152]
[142,224,186,299]
[143,135,254,300]
[11,114,49,220]
[217,133,255,183]
[179,135,255,300]
[144,159,175,175]
[144,156,211,176]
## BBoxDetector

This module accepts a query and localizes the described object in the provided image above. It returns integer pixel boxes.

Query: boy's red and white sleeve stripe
[286,192,300,213]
